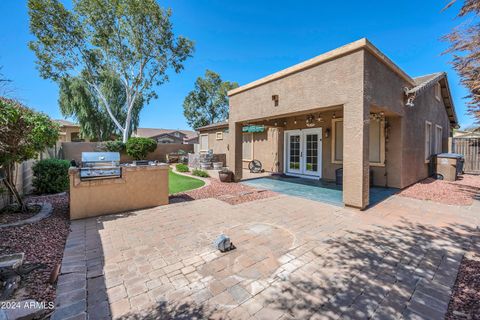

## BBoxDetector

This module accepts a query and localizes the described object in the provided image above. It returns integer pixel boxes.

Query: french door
[285,128,322,178]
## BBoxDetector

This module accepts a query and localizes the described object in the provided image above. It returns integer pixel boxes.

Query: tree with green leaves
[0,98,59,211]
[443,0,480,122]
[183,70,238,129]
[59,72,143,141]
[28,0,194,142]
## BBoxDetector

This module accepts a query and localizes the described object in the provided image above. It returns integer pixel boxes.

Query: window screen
[200,134,208,151]
[334,120,343,162]
[369,120,381,163]
[425,122,432,160]
[242,133,253,160]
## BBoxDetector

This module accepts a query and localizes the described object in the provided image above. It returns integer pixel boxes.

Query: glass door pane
[304,133,319,174]
[288,134,301,173]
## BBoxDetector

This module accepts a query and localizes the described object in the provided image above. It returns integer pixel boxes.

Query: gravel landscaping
[0,193,70,303]
[0,205,40,225]
[170,177,277,205]
[399,174,480,206]
[446,232,480,320]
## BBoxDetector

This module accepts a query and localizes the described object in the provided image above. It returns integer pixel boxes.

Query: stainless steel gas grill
[80,152,121,181]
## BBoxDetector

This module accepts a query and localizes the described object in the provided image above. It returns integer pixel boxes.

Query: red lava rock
[0,193,70,304]
[398,174,480,206]
[0,207,38,225]
[445,241,480,320]
[170,178,277,205]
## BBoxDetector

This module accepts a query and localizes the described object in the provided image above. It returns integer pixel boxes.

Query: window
[369,119,385,165]
[332,119,343,163]
[200,134,209,151]
[70,132,82,142]
[425,121,432,161]
[216,132,223,140]
[242,133,253,160]
[435,83,441,101]
[331,118,385,165]
[435,125,443,154]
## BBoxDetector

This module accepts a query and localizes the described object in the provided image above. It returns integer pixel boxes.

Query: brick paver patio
[52,194,480,320]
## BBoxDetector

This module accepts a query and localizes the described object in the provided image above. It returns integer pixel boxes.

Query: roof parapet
[228,38,415,97]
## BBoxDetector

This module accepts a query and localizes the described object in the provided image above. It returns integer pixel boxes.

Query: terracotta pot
[219,171,233,183]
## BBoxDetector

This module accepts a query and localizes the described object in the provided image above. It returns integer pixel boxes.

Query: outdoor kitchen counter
[69,164,169,220]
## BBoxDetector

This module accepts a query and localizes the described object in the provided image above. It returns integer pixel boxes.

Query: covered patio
[241,174,398,207]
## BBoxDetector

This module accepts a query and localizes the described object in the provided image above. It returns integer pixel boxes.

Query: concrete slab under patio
[241,175,398,207]
[52,194,480,320]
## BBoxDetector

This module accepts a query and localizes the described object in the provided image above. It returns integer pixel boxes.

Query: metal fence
[452,137,480,174]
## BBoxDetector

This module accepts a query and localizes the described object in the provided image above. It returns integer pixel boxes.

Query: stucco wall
[401,85,451,187]
[228,51,365,123]
[61,142,194,163]
[364,51,451,188]
[69,164,169,220]
[198,127,279,172]
[59,126,84,142]
[228,50,369,207]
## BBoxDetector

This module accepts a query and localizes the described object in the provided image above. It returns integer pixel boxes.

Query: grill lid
[81,152,120,163]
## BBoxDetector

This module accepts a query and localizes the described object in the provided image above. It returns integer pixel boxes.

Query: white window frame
[369,119,386,167]
[435,124,443,154]
[242,132,254,161]
[331,118,385,166]
[435,83,441,101]
[425,121,432,162]
[199,134,209,152]
[216,132,223,140]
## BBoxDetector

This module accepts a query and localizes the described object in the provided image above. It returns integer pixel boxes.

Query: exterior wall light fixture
[272,95,279,107]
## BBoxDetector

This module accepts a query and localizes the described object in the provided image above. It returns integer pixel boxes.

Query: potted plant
[218,167,234,183]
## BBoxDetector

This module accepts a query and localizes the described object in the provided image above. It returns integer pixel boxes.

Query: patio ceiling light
[370,112,385,122]
[306,114,316,127]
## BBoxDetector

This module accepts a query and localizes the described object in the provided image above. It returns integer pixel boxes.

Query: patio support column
[343,100,370,209]
[229,121,243,181]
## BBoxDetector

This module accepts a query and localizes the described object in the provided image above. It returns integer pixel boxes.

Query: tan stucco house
[55,120,87,142]
[134,128,198,144]
[198,38,458,209]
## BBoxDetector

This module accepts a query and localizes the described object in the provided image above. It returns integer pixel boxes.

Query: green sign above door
[242,125,265,133]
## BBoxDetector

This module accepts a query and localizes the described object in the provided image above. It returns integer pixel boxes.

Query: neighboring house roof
[408,72,458,128]
[155,133,184,141]
[134,128,198,141]
[54,119,79,127]
[196,121,229,131]
[454,129,480,138]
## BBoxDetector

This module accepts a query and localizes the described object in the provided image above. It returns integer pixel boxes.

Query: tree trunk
[4,163,26,212]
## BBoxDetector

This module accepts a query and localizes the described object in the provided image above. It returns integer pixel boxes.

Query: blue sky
[0,0,475,130]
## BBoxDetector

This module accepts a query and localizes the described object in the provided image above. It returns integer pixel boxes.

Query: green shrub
[32,159,70,194]
[125,137,157,160]
[102,140,125,153]
[192,169,209,177]
[176,163,189,172]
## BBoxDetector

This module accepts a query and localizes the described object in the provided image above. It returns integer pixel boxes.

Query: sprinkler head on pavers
[213,234,235,252]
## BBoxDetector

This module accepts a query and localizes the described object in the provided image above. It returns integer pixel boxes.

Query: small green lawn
[169,170,205,195]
